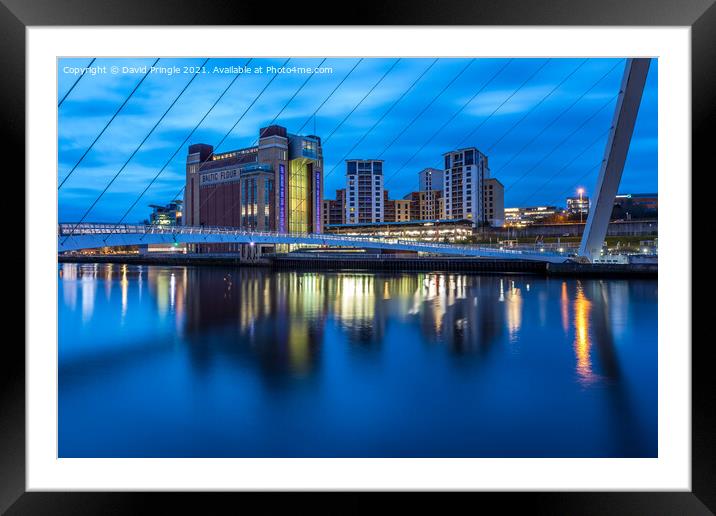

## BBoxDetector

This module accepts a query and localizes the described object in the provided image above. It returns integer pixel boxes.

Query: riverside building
[344,159,385,224]
[442,147,489,226]
[418,167,444,192]
[184,125,324,234]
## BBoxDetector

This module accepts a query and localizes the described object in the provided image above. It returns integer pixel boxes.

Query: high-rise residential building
[345,159,384,224]
[442,147,489,226]
[403,190,444,221]
[322,189,346,227]
[418,167,444,192]
[185,125,324,234]
[483,178,505,227]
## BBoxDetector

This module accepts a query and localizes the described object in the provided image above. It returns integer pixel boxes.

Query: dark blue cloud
[58,57,657,222]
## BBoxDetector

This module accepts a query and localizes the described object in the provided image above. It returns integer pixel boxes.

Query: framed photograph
[4,0,711,512]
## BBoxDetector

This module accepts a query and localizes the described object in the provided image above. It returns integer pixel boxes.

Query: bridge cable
[384,58,551,188]
[58,58,160,190]
[547,160,604,207]
[102,59,254,241]
[161,57,292,228]
[374,59,512,189]
[194,58,327,225]
[220,58,366,224]
[376,59,476,160]
[504,92,618,193]
[491,58,625,179]
[247,58,328,149]
[323,58,441,181]
[321,59,402,145]
[284,58,364,144]
[159,58,292,220]
[58,58,96,108]
[61,58,210,243]
[518,126,612,206]
[486,59,589,153]
[283,59,442,225]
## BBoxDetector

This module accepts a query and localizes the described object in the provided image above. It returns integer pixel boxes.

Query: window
[465,149,475,165]
[373,162,382,173]
[347,162,357,174]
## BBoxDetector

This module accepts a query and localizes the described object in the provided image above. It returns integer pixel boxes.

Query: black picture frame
[2,0,710,513]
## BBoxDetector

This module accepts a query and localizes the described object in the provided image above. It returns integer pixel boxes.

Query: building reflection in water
[561,281,569,334]
[58,264,656,456]
[59,264,629,390]
[505,280,523,342]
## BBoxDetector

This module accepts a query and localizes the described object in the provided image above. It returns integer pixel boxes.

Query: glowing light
[573,283,597,386]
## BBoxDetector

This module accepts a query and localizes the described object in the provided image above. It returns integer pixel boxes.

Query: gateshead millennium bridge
[57,223,574,263]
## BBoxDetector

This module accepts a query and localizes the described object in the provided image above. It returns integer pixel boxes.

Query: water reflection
[58,264,638,385]
[573,282,596,385]
[58,264,657,458]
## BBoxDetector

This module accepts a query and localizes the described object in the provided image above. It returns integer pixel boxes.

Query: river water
[58,263,657,457]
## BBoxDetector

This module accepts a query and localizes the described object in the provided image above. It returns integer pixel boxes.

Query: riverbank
[58,253,657,278]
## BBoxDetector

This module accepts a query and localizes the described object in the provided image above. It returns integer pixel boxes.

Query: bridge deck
[57,223,571,263]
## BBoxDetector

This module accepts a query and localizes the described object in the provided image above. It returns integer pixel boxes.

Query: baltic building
[184,125,324,234]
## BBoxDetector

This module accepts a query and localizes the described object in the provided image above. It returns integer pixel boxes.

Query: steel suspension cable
[384,58,551,187]
[58,58,96,108]
[379,59,513,188]
[288,58,364,141]
[221,59,369,223]
[375,59,475,159]
[195,58,327,222]
[322,58,440,181]
[246,58,328,148]
[105,58,254,235]
[518,127,612,206]
[58,57,160,189]
[62,58,210,243]
[505,93,618,193]
[486,58,589,153]
[438,59,552,163]
[179,57,293,221]
[491,59,625,178]
[547,160,604,207]
[321,59,402,145]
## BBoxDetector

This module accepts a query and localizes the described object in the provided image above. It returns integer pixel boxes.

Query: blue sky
[58,57,657,223]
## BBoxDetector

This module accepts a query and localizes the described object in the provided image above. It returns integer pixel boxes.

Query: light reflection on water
[58,263,657,458]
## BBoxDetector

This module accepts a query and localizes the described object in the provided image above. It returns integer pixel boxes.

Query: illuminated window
[288,160,310,233]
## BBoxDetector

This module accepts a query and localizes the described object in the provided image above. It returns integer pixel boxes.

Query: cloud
[58,57,657,219]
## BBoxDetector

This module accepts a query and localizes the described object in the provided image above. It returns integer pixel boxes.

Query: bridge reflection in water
[58,264,657,458]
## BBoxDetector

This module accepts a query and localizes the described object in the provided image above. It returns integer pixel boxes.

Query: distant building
[483,178,504,227]
[443,147,489,226]
[403,190,444,221]
[613,193,658,220]
[345,159,384,224]
[148,200,183,226]
[322,189,346,227]
[418,167,444,192]
[566,195,590,216]
[504,206,562,226]
[185,125,324,234]
[393,199,412,222]
[325,218,473,242]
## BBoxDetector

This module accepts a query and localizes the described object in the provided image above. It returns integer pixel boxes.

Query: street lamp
[577,188,585,224]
